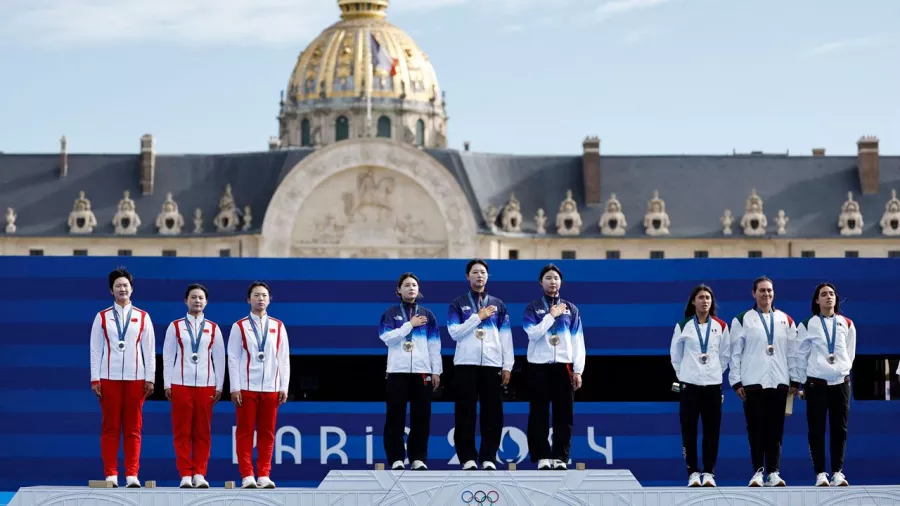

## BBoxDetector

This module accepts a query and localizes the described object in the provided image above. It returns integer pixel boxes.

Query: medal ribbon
[112,306,134,345]
[819,315,837,356]
[755,309,775,348]
[400,303,417,342]
[249,315,269,354]
[184,316,206,355]
[542,296,565,335]
[693,315,711,355]
[468,292,487,329]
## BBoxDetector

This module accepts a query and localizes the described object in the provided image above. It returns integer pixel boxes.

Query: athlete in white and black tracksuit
[379,272,442,471]
[793,282,856,487]
[447,259,514,471]
[522,264,585,471]
[670,284,730,488]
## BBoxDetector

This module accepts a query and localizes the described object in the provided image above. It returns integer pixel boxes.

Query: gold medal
[475,328,486,340]
[403,341,414,352]
[549,334,560,346]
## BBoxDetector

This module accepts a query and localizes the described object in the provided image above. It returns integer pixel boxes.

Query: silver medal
[827,354,836,364]
[117,341,126,351]
[474,328,486,340]
[549,334,560,346]
[700,353,709,364]
[403,341,414,352]
[257,351,265,362]
[766,344,775,356]
[191,353,199,363]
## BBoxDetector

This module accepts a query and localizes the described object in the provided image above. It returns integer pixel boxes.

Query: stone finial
[740,188,767,236]
[838,191,863,236]
[155,192,184,235]
[5,208,16,234]
[483,205,499,233]
[721,209,733,235]
[775,209,789,235]
[555,189,582,236]
[193,208,204,234]
[535,208,547,235]
[599,193,626,236]
[500,193,522,233]
[68,191,98,234]
[268,136,282,151]
[642,190,670,236]
[242,205,253,231]
[113,190,141,235]
[879,189,900,236]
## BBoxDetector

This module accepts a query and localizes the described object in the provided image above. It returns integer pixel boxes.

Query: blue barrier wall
[1,256,898,489]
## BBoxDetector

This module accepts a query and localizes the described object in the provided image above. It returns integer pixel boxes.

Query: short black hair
[108,267,133,290]
[811,282,841,316]
[396,272,424,299]
[466,258,489,275]
[247,281,271,299]
[538,263,562,281]
[185,283,209,300]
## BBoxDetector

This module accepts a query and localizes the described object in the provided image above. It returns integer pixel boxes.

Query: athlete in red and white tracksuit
[89,268,155,488]
[163,284,225,488]
[227,282,290,489]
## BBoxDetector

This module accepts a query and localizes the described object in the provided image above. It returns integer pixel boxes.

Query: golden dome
[286,0,442,106]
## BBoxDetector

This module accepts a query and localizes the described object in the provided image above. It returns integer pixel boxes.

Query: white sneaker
[537,459,552,470]
[815,472,829,487]
[766,471,786,487]
[481,461,497,470]
[179,476,193,488]
[687,472,701,487]
[241,476,257,489]
[831,471,848,487]
[125,476,141,488]
[104,476,118,488]
[411,460,427,470]
[462,460,478,470]
[257,476,276,489]
[701,473,716,487]
[748,469,764,487]
[193,475,209,488]
[391,460,405,470]
[552,459,567,470]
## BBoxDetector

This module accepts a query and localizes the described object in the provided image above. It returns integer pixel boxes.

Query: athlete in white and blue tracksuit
[522,264,585,470]
[378,272,442,471]
[447,259,514,470]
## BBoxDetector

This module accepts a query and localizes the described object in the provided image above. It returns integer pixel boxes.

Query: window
[335,116,349,141]
[606,250,620,260]
[693,250,709,259]
[507,249,519,260]
[889,251,900,258]
[377,116,391,138]
[561,250,577,260]
[118,249,132,257]
[801,250,816,258]
[300,118,311,146]
[162,249,177,257]
[29,249,44,256]
[415,119,425,146]
[845,251,859,258]
[650,250,664,259]
[73,249,88,256]
[748,250,763,258]
[219,249,232,258]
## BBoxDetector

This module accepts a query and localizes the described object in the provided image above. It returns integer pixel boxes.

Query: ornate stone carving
[113,190,141,235]
[879,189,900,236]
[500,193,522,233]
[775,210,789,235]
[259,138,478,259]
[155,192,184,235]
[242,205,253,231]
[740,189,767,236]
[535,208,547,235]
[555,189,582,236]
[838,191,863,236]
[642,190,670,236]
[599,193,627,236]
[214,184,240,233]
[193,208,204,234]
[5,208,16,234]
[68,191,98,234]
[484,205,499,233]
[721,209,733,236]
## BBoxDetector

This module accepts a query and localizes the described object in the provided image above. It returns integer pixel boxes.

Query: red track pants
[234,390,279,478]
[171,384,216,477]
[99,379,146,477]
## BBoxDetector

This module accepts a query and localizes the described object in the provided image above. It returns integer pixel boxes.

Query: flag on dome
[370,33,398,76]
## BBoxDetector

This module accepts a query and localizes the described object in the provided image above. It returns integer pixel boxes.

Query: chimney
[59,135,68,178]
[582,136,601,206]
[268,136,282,151]
[857,135,879,195]
[463,141,470,152]
[140,134,156,195]
[812,148,825,157]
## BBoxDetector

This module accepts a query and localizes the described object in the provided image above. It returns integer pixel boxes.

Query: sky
[0,0,898,156]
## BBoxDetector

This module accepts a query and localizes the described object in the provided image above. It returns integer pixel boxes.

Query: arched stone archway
[260,138,478,258]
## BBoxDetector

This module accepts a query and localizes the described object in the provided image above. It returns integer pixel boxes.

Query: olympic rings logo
[460,490,500,504]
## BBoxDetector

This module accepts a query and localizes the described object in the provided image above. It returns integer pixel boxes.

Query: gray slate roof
[2,145,899,238]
